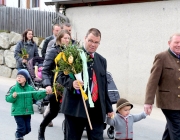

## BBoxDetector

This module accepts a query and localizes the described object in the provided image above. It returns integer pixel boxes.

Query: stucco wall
[65,0,180,104]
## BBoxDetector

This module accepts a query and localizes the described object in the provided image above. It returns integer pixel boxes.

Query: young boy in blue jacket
[6,69,47,140]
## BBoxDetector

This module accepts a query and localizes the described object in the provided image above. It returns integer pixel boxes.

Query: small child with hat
[106,98,147,140]
[5,69,48,140]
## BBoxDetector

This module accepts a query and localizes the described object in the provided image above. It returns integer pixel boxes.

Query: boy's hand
[13,92,17,98]
[108,112,114,119]
[46,86,52,94]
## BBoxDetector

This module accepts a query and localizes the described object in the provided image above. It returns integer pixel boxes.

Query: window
[32,0,39,8]
[18,0,20,8]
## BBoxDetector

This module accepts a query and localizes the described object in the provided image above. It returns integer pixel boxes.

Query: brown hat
[116,98,133,111]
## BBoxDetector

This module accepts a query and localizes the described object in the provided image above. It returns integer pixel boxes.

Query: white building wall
[5,0,18,7]
[40,0,55,12]
[65,0,180,104]
[20,0,26,9]
[6,0,26,8]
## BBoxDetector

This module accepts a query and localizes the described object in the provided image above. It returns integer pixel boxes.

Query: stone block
[0,50,4,64]
[0,33,10,49]
[11,69,18,78]
[4,50,16,68]
[0,65,12,78]
[9,31,21,46]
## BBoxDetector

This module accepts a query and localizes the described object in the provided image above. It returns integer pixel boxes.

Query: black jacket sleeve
[41,36,53,58]
[42,47,57,87]
[14,41,23,66]
[97,54,113,114]
[56,71,74,92]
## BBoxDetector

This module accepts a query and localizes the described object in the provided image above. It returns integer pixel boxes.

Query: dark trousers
[162,109,180,140]
[40,94,60,128]
[65,114,104,140]
[14,115,31,138]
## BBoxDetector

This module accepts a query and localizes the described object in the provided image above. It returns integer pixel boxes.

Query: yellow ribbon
[54,51,88,101]
[77,81,88,100]
[53,52,64,101]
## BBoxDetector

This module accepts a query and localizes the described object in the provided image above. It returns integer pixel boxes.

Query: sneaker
[48,121,53,127]
[15,133,24,140]
[15,137,24,140]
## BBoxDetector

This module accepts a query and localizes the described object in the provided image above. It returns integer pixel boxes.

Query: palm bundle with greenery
[53,42,93,130]
[19,48,29,59]
[53,42,85,101]
[53,82,64,96]
[55,43,90,75]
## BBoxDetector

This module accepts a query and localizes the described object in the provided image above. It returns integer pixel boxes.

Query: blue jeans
[14,115,31,138]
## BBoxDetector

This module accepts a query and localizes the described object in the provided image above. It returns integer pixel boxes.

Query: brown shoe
[48,121,53,127]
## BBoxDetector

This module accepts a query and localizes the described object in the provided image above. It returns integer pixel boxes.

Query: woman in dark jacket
[38,30,70,140]
[14,29,39,70]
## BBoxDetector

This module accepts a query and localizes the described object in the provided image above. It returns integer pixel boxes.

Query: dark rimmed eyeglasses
[88,39,100,45]
[17,75,25,79]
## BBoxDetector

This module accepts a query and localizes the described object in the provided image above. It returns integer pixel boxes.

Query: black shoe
[38,127,45,140]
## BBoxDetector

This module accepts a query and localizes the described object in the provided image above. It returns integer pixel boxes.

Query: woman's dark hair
[21,29,34,43]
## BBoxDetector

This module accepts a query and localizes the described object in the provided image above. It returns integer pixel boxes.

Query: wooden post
[81,92,93,130]
[77,81,93,130]
[26,0,30,9]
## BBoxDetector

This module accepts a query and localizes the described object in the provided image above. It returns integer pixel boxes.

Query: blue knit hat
[17,69,29,82]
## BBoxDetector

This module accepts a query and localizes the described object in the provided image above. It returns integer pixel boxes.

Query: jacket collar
[117,113,132,120]
[82,46,95,58]
[23,41,34,46]
[168,48,180,59]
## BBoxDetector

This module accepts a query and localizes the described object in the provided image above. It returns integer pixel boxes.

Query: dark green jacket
[5,82,46,116]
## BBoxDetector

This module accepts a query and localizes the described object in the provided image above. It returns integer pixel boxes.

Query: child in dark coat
[5,69,47,140]
[106,98,148,140]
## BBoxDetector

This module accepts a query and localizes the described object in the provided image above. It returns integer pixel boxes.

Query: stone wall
[0,31,44,78]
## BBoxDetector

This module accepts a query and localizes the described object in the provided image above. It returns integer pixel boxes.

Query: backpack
[107,71,120,104]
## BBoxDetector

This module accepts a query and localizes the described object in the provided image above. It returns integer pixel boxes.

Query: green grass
[0,30,10,33]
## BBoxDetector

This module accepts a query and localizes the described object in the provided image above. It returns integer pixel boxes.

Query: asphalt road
[0,76,166,140]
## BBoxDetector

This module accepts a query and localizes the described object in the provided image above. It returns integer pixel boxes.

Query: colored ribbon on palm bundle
[54,48,93,130]
[76,49,94,107]
[54,51,89,102]
[75,49,93,130]
[54,52,66,102]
